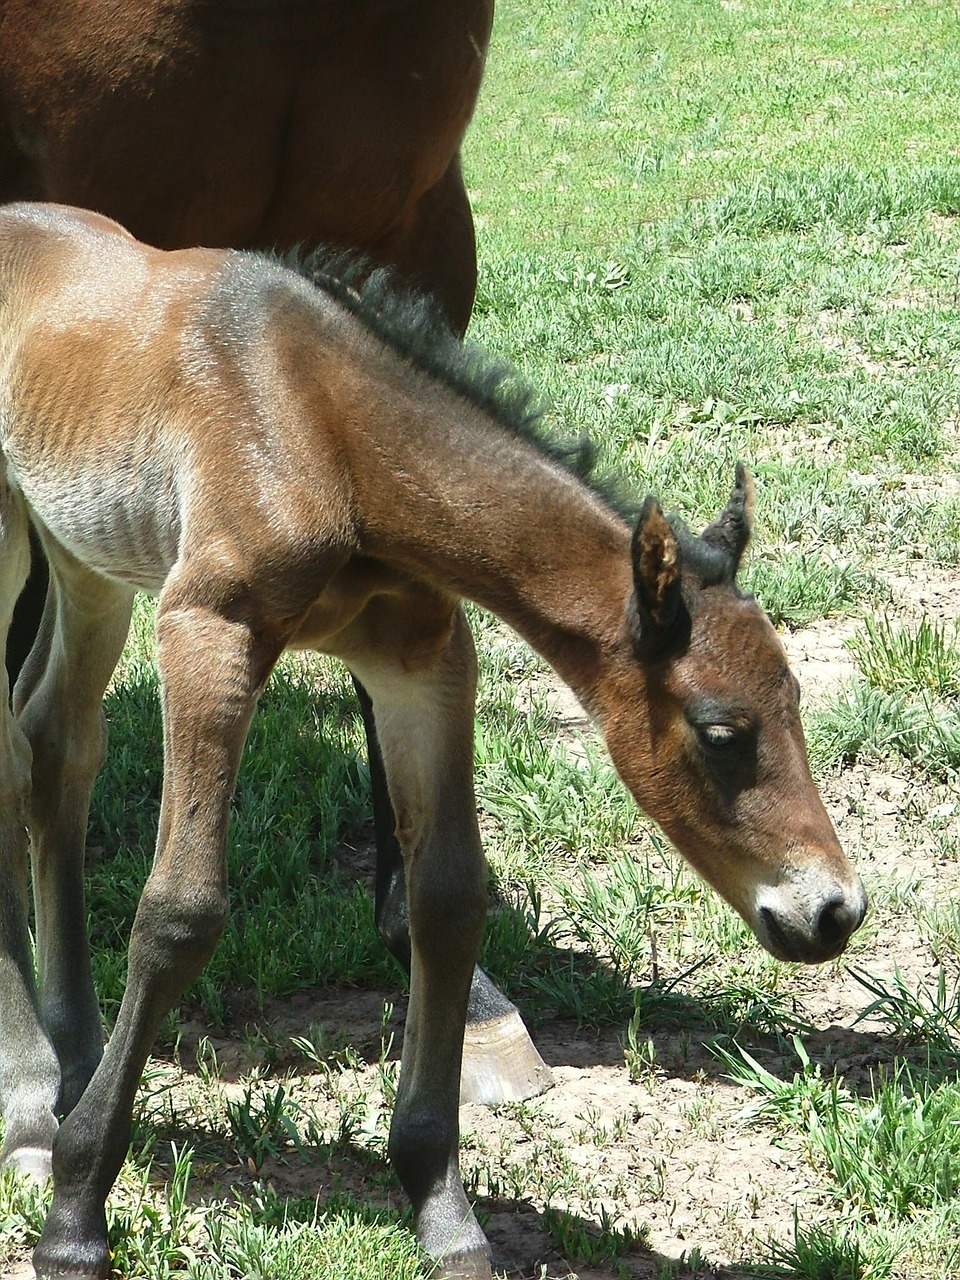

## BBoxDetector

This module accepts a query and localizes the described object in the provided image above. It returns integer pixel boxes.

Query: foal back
[0,205,362,605]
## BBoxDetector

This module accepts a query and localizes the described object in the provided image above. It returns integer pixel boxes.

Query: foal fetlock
[389,1113,490,1276]
[0,1102,58,1181]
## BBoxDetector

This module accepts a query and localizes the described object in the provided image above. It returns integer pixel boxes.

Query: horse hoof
[435,1248,493,1279]
[32,1246,110,1280]
[33,1210,111,1280]
[460,1007,553,1105]
[1,1145,53,1182]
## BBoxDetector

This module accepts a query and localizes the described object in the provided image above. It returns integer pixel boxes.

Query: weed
[713,1036,851,1131]
[850,966,960,1058]
[225,1083,305,1170]
[746,1209,900,1280]
[847,614,960,698]
[543,1203,648,1270]
[808,682,960,778]
[811,1065,960,1215]
[623,1014,660,1083]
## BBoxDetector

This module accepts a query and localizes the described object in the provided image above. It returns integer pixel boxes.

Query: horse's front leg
[33,596,276,1280]
[350,602,492,1279]
[355,674,552,1106]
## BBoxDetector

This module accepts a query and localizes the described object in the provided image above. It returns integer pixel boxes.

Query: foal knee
[408,866,487,969]
[20,701,105,819]
[388,1105,456,1204]
[131,874,229,989]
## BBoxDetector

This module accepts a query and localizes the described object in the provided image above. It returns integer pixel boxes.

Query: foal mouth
[756,888,868,964]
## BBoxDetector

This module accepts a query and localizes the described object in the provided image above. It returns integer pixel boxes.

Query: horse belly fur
[10,444,183,594]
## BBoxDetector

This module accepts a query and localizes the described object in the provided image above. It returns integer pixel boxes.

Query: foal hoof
[1,1145,53,1182]
[460,1006,553,1105]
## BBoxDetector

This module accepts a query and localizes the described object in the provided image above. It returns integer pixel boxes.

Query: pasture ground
[3,1,960,1277]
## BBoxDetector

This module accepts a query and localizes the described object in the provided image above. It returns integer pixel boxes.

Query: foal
[0,203,866,1280]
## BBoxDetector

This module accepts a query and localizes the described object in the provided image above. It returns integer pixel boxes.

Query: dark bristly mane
[286,247,638,520]
[669,517,744,588]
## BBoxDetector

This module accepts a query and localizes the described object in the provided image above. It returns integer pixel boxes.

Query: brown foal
[0,204,866,1279]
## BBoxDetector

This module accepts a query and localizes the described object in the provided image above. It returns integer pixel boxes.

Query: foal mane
[280,250,748,589]
[284,248,637,520]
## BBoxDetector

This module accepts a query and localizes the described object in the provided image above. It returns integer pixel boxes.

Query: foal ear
[701,462,755,576]
[630,495,683,642]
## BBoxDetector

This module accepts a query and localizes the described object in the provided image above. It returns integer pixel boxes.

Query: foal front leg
[351,605,492,1279]
[33,599,274,1279]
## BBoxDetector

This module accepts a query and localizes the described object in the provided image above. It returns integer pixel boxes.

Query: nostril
[815,893,862,948]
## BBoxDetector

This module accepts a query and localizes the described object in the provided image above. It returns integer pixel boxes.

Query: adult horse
[0,0,553,1104]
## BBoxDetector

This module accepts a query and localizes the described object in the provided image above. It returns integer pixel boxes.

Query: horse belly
[0,1,493,251]
[16,457,182,595]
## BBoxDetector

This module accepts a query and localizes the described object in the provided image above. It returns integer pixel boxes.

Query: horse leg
[365,156,553,1105]
[33,595,274,1279]
[349,603,492,1278]
[359,674,552,1104]
[0,497,60,1179]
[15,564,134,1120]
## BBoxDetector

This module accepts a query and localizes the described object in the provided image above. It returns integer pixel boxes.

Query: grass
[716,1042,960,1274]
[809,615,960,775]
[4,0,960,1277]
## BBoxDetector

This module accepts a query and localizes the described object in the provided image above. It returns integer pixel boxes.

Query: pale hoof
[433,1248,493,1279]
[1,1144,53,1182]
[460,1007,553,1105]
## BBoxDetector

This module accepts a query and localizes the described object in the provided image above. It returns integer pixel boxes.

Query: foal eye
[698,723,739,750]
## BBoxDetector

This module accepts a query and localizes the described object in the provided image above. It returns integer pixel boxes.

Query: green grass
[809,616,960,775]
[716,1041,960,1276]
[847,614,960,698]
[743,1211,901,1280]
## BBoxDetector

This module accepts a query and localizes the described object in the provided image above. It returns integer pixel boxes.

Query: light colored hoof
[434,1248,493,1279]
[460,1008,553,1105]
[2,1145,53,1182]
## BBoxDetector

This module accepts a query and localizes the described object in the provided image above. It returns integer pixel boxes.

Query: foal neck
[336,375,635,703]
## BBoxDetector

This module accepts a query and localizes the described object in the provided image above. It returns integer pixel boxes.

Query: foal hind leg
[15,560,134,1118]
[0,498,59,1178]
[349,599,494,1278]
[33,594,276,1279]
[5,522,47,686]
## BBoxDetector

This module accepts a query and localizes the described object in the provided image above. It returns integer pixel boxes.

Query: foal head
[602,466,865,963]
